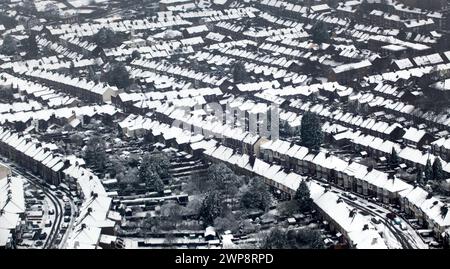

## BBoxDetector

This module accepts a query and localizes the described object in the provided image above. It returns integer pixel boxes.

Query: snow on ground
[356,199,428,249]
[374,223,402,249]
[316,181,428,249]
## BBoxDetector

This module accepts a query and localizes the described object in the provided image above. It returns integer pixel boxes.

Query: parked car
[386,212,396,220]
[393,217,402,225]
[342,193,357,201]
[371,217,382,225]
[399,223,407,231]
[38,232,47,240]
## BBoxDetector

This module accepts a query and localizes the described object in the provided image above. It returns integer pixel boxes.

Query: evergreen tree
[139,153,166,192]
[1,35,18,56]
[416,167,423,185]
[432,158,444,181]
[425,159,433,182]
[148,151,171,179]
[261,227,288,249]
[300,112,323,150]
[103,62,131,89]
[207,163,242,197]
[84,136,107,172]
[232,61,248,84]
[131,50,141,60]
[294,181,313,213]
[25,33,39,58]
[441,205,448,219]
[94,28,119,48]
[360,0,370,12]
[310,21,330,44]
[199,191,223,225]
[0,14,17,29]
[69,61,75,75]
[389,148,399,169]
[241,178,271,211]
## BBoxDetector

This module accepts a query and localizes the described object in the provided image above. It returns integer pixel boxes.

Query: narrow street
[8,162,75,249]
[314,180,428,249]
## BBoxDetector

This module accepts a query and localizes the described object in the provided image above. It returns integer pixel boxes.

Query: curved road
[342,197,414,249]
[314,180,427,249]
[10,166,64,249]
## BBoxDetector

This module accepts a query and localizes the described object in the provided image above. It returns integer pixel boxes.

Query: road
[56,187,77,248]
[8,164,71,249]
[314,180,428,249]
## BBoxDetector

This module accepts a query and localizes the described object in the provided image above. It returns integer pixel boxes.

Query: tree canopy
[138,152,170,193]
[389,148,399,169]
[84,136,107,172]
[241,178,271,211]
[94,28,120,48]
[25,34,39,58]
[0,14,17,29]
[310,21,330,44]
[300,112,323,150]
[207,163,242,196]
[425,159,433,182]
[1,35,18,56]
[232,61,248,84]
[199,191,223,225]
[294,180,313,213]
[103,62,131,89]
[432,158,444,182]
[262,227,325,249]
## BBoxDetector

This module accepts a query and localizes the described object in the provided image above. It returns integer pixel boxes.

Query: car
[55,234,63,244]
[48,209,55,215]
[393,217,402,225]
[342,193,357,201]
[34,241,43,247]
[429,241,442,248]
[38,232,47,240]
[399,223,407,231]
[386,212,397,220]
[371,217,382,225]
[64,216,70,223]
